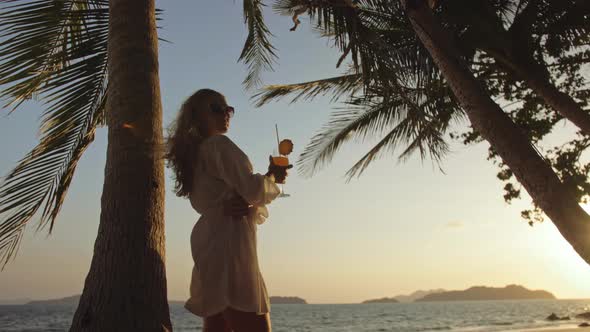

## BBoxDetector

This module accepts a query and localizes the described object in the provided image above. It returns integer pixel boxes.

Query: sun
[540,207,590,297]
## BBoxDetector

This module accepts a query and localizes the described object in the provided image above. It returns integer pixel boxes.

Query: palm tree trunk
[70,0,171,330]
[400,0,590,264]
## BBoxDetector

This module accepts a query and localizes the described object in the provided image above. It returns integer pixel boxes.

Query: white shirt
[185,134,281,317]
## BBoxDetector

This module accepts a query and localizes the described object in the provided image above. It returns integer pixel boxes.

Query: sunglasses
[210,104,235,118]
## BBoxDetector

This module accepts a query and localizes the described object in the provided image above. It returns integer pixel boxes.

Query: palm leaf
[296,99,397,178]
[263,0,462,178]
[343,93,460,180]
[272,0,438,89]
[0,0,108,268]
[252,73,363,107]
[296,73,463,177]
[240,0,278,89]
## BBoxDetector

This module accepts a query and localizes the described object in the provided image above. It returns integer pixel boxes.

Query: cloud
[445,221,464,228]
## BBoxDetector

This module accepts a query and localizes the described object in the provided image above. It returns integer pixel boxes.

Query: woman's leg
[222,307,271,332]
[203,312,232,332]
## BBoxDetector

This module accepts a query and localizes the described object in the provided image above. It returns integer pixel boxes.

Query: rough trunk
[70,0,171,330]
[401,0,590,264]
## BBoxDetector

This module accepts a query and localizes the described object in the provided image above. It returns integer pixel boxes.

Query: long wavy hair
[166,89,225,197]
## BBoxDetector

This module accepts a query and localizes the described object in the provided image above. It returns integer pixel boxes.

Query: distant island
[393,289,446,303]
[362,289,446,304]
[362,297,399,304]
[415,285,555,302]
[0,298,32,305]
[269,296,307,304]
[7,286,555,306]
[27,295,80,306]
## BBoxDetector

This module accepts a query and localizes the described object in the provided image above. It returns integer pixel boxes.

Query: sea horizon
[6,284,590,305]
[3,299,590,332]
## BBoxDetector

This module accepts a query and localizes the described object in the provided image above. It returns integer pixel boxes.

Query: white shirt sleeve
[203,135,281,208]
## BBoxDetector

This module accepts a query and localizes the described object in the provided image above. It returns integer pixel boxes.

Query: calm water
[1,300,590,331]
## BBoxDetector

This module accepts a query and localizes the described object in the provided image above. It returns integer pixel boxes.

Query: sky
[1,1,590,304]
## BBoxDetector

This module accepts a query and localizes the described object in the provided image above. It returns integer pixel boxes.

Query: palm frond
[267,0,463,178]
[252,73,363,107]
[0,0,108,268]
[343,98,458,180]
[296,99,396,178]
[274,0,369,70]
[273,0,436,88]
[240,0,278,90]
[271,0,299,15]
[297,73,463,177]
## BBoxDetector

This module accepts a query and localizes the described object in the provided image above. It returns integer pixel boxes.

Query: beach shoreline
[527,327,590,332]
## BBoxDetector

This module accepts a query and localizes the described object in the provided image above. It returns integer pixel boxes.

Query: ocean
[1,299,589,331]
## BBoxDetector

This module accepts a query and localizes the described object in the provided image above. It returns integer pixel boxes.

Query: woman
[166,89,290,332]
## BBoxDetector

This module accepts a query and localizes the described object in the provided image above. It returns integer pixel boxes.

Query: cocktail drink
[273,125,293,196]
[271,156,289,184]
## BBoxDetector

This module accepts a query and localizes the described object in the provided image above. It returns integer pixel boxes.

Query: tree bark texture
[70,0,171,330]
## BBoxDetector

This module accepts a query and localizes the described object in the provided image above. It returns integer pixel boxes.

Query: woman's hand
[266,155,293,184]
[223,194,251,218]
